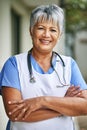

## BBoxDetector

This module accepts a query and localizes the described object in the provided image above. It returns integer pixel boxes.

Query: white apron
[10,52,74,130]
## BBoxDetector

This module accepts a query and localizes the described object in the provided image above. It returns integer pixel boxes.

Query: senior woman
[0,4,87,130]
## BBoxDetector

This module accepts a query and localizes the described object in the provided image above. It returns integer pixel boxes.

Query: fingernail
[9,112,11,115]
[15,118,17,120]
[8,101,11,104]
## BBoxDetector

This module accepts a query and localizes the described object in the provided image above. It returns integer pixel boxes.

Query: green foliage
[65,0,87,32]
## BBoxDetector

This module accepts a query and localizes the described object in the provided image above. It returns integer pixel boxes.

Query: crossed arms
[2,85,87,122]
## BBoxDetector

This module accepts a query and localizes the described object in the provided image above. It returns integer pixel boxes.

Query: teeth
[40,39,50,44]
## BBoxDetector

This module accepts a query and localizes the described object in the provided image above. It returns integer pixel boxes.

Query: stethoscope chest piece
[30,76,36,83]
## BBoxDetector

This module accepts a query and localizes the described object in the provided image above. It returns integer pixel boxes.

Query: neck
[32,48,52,61]
[31,48,53,72]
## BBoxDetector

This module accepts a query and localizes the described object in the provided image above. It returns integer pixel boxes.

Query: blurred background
[0,0,87,130]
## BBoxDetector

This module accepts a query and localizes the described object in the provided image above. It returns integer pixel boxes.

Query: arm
[43,91,87,116]
[71,58,87,90]
[1,57,61,122]
[2,85,82,122]
[43,59,87,117]
[2,87,61,122]
[2,57,87,122]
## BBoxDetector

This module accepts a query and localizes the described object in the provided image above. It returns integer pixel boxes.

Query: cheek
[31,32,38,41]
[33,31,41,39]
[32,34,40,44]
[53,35,59,42]
[54,34,60,41]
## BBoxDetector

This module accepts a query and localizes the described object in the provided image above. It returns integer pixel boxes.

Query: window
[11,9,21,55]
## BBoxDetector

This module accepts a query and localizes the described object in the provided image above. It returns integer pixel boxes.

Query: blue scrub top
[0,54,87,90]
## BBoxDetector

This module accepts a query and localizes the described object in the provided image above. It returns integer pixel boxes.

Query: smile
[40,39,51,44]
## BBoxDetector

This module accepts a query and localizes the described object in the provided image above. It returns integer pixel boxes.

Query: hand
[8,97,43,121]
[77,90,87,98]
[65,85,82,97]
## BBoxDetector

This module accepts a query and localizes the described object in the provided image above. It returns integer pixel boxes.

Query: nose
[43,29,50,37]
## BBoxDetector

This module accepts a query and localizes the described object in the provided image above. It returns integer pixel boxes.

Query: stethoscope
[27,49,70,87]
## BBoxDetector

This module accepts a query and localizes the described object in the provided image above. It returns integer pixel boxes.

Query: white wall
[0,1,11,129]
[20,14,33,52]
[0,0,11,69]
[0,96,8,130]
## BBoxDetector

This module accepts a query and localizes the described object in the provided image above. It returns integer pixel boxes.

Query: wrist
[41,96,51,108]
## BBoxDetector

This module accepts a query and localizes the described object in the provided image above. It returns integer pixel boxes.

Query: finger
[65,86,81,97]
[23,104,39,120]
[8,104,24,115]
[66,86,75,94]
[69,89,82,97]
[14,108,27,121]
[23,109,32,120]
[8,100,24,105]
[70,87,81,96]
[76,90,86,98]
[67,86,80,94]
[22,105,36,120]
[70,90,82,97]
[69,86,80,92]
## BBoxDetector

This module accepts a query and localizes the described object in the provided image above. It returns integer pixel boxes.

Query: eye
[51,29,57,32]
[37,26,44,30]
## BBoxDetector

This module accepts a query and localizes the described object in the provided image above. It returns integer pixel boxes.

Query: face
[30,21,60,54]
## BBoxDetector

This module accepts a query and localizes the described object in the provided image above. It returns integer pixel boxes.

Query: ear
[29,27,33,36]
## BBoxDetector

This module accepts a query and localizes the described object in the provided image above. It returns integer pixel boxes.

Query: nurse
[0,4,87,130]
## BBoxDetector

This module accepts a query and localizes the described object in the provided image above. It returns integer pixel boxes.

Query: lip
[40,39,51,44]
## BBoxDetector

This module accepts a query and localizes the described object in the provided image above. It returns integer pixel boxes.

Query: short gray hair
[30,4,64,33]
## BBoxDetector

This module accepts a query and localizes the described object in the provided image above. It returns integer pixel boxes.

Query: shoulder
[15,52,28,60]
[56,54,79,70]
[3,56,17,69]
[14,52,28,69]
[61,55,78,69]
[4,52,28,67]
[1,52,27,74]
[58,54,73,65]
[61,55,73,61]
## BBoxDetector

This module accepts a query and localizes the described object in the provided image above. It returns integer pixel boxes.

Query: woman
[0,4,87,130]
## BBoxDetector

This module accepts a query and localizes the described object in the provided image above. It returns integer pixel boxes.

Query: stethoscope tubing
[27,49,67,86]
